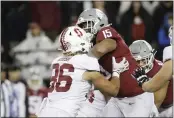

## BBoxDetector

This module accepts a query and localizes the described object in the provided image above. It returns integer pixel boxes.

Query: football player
[129,40,173,117]
[36,26,128,117]
[132,26,173,92]
[76,8,155,117]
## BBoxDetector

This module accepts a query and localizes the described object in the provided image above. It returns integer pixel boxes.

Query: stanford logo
[74,28,83,37]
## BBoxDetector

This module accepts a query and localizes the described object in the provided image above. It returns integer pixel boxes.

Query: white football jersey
[47,54,100,116]
[163,46,172,62]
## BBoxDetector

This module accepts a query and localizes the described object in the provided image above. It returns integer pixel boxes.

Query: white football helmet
[76,8,109,40]
[59,26,92,55]
[169,26,173,45]
[27,67,43,91]
[129,40,156,73]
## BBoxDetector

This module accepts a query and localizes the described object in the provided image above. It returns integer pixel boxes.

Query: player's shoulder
[100,26,116,31]
[147,59,163,77]
[71,54,97,60]
[70,54,99,66]
[99,26,119,35]
[163,46,172,62]
[96,25,122,41]
[51,56,71,64]
[70,54,100,71]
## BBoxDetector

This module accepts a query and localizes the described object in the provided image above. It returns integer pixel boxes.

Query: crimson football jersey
[147,60,173,108]
[96,26,144,97]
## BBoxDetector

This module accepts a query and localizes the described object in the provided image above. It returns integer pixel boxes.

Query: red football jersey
[27,87,48,115]
[97,26,144,97]
[147,60,173,108]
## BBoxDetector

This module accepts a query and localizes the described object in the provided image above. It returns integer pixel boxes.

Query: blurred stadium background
[1,1,173,117]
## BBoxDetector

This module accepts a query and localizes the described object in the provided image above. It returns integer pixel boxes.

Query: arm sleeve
[163,46,172,62]
[72,55,100,72]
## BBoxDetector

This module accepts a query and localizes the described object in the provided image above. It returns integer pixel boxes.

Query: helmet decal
[74,28,83,37]
[60,28,69,51]
[59,26,92,55]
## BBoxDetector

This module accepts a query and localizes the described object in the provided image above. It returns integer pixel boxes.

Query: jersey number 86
[49,64,74,92]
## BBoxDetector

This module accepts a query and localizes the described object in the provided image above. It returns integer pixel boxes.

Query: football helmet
[169,26,173,45]
[129,40,156,73]
[58,26,92,55]
[27,67,43,91]
[76,8,109,40]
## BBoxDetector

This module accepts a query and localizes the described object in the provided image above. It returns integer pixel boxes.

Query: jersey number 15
[102,29,112,38]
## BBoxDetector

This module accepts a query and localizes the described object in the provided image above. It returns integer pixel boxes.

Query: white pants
[102,92,156,117]
[38,107,71,117]
[76,90,106,117]
[76,101,104,117]
[159,106,173,117]
[36,98,72,117]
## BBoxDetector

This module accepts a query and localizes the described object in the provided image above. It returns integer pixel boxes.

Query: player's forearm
[142,77,168,92]
[90,39,116,59]
[101,76,120,98]
[92,78,118,97]
[84,72,119,96]
[142,60,172,92]
[142,79,162,92]
[154,82,169,109]
[154,60,172,82]
[110,76,120,96]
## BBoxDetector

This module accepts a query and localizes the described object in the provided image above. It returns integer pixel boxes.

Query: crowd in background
[1,1,173,117]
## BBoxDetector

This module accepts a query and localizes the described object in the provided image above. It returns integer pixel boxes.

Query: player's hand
[132,67,150,87]
[112,57,129,78]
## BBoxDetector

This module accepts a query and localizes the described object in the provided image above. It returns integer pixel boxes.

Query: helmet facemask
[78,20,94,33]
[77,18,99,41]
[134,50,156,73]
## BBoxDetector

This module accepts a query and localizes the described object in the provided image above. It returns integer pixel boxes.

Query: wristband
[112,72,120,78]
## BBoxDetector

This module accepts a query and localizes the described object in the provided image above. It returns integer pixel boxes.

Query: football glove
[112,57,129,78]
[132,67,150,87]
